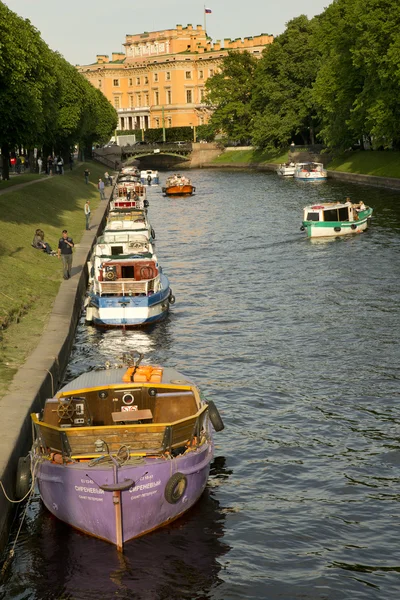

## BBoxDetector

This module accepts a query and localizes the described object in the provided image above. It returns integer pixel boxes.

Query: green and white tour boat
[301,199,373,238]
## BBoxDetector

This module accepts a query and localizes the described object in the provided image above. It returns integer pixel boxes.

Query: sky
[3,0,332,66]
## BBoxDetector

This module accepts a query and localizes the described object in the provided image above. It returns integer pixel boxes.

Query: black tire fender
[169,293,176,305]
[151,227,156,240]
[16,456,31,500]
[165,472,187,504]
[207,400,225,432]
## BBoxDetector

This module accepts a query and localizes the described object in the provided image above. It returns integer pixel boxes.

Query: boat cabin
[303,201,355,223]
[32,369,207,459]
[94,234,151,257]
[98,259,158,282]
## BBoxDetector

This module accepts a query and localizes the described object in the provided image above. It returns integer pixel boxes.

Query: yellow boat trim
[31,405,207,432]
[57,382,193,398]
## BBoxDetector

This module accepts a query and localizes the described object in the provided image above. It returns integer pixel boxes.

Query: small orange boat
[162,175,196,197]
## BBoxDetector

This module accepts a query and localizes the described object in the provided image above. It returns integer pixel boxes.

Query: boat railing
[31,406,208,461]
[96,278,157,296]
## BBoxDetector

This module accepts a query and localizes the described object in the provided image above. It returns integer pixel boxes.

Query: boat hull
[302,209,373,238]
[87,285,171,327]
[163,185,195,196]
[294,173,327,181]
[33,441,213,546]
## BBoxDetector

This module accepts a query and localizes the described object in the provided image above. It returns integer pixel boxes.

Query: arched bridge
[122,142,192,160]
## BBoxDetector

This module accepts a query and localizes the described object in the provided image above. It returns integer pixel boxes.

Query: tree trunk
[1,143,10,180]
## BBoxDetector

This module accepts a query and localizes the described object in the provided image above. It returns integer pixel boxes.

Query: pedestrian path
[0,175,51,196]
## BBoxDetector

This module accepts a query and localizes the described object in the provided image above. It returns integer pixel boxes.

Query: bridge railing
[122,142,193,154]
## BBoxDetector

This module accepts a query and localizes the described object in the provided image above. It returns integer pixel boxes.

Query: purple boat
[25,357,224,551]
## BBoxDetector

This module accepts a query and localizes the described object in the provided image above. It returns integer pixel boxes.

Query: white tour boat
[294,162,327,181]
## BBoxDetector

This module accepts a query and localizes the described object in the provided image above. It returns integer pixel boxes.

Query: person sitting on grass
[32,229,54,255]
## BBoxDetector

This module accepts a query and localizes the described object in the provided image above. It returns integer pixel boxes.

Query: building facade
[78,24,273,133]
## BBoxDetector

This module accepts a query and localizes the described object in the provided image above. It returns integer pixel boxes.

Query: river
[1,169,400,599]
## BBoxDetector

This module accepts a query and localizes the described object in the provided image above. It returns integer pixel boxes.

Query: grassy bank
[0,162,106,392]
[212,147,400,179]
[327,150,400,178]
[212,148,289,165]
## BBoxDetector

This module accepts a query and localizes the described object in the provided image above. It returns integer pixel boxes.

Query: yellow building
[78,24,273,133]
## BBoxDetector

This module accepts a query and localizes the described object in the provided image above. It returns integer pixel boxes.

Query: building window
[136,94,141,107]
[154,91,159,105]
[98,80,102,88]
[113,79,119,86]
[199,70,204,79]
[209,69,214,77]
[199,88,205,102]
[199,116,204,125]
[154,118,160,128]
[129,95,135,108]
[154,73,159,82]
[186,89,193,103]
[167,117,172,127]
[144,75,149,84]
[145,93,149,106]
[166,71,171,81]
[114,97,120,109]
[185,71,192,79]
[128,78,133,86]
[166,89,172,104]
[136,77,140,85]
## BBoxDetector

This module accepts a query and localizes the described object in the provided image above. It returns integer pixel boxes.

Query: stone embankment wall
[0,188,113,552]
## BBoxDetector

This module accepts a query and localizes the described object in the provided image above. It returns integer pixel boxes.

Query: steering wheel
[57,400,75,420]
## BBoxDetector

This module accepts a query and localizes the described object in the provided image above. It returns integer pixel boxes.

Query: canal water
[1,169,400,599]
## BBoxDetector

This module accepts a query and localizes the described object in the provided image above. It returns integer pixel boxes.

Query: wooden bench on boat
[32,388,208,460]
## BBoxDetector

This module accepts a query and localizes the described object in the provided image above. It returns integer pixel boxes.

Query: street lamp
[189,123,197,143]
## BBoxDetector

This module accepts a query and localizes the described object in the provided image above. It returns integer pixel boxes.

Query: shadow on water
[0,460,230,600]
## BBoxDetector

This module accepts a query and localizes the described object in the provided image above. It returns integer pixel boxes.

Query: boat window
[111,246,123,255]
[307,212,320,221]
[323,209,339,221]
[121,265,135,278]
[338,207,349,221]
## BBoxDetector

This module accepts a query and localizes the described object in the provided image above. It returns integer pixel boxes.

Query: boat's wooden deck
[32,386,207,459]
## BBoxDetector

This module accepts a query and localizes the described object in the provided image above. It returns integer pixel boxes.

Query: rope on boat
[0,457,39,576]
[0,456,38,504]
[87,445,144,467]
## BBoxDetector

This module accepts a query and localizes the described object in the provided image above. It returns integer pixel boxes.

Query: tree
[0,2,52,178]
[313,0,400,150]
[251,15,321,149]
[205,51,258,142]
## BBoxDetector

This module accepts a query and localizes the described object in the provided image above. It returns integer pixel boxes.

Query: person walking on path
[57,230,74,279]
[37,157,43,174]
[98,178,106,199]
[84,168,90,184]
[84,200,91,230]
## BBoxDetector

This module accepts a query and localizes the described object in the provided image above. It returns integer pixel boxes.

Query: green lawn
[327,150,400,178]
[212,148,289,165]
[0,173,48,190]
[0,161,107,393]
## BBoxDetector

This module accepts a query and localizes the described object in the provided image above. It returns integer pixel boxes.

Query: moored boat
[24,356,224,550]
[294,162,327,181]
[140,170,159,186]
[301,199,373,238]
[276,162,296,177]
[162,174,195,197]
